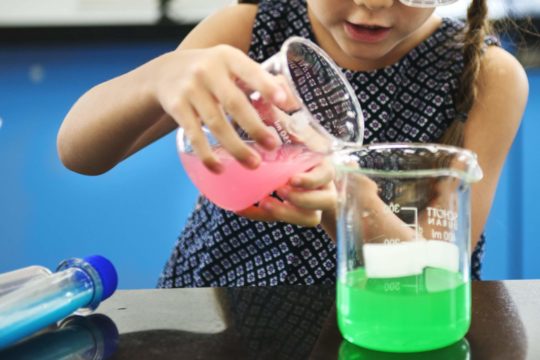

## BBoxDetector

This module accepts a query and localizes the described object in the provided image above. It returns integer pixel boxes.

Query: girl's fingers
[273,74,302,112]
[222,47,288,106]
[276,184,337,211]
[259,197,322,228]
[179,109,224,174]
[208,78,280,150]
[290,159,335,189]
[163,96,223,173]
[235,205,276,223]
[236,195,327,228]
[189,85,261,169]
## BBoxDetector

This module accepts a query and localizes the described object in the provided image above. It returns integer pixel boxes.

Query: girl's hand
[236,158,338,230]
[151,45,291,173]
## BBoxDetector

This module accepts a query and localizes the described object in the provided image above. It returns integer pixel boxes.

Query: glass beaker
[334,143,483,353]
[177,36,364,212]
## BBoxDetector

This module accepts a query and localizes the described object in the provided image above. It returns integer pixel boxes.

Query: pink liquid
[180,144,324,211]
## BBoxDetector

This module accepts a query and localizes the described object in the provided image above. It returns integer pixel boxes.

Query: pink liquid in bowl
[180,144,324,211]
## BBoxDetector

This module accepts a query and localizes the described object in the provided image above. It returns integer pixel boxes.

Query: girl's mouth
[344,22,392,43]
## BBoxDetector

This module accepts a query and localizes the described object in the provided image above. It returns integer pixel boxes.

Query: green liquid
[337,267,470,353]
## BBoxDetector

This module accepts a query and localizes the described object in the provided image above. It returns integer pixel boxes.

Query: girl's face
[307,0,438,70]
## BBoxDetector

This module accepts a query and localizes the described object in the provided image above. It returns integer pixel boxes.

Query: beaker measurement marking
[271,118,291,144]
[426,207,458,231]
[386,202,401,214]
[384,281,401,292]
[384,204,420,240]
[431,229,455,241]
[401,206,419,240]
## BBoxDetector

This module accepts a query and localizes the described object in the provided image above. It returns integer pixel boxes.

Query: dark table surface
[1,280,539,360]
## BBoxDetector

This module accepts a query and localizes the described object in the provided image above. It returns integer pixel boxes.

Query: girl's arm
[57,4,284,175]
[464,46,528,249]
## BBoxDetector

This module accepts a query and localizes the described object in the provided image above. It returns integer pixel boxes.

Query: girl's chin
[339,45,396,69]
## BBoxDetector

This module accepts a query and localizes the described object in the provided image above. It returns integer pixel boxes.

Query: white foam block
[424,267,463,293]
[363,240,460,278]
[363,241,426,278]
[425,240,459,273]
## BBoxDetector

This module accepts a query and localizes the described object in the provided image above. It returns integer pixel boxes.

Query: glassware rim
[333,142,483,183]
[399,0,459,8]
[270,36,365,146]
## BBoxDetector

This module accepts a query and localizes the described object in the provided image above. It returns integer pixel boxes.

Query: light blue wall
[482,68,540,280]
[0,42,198,289]
[520,69,540,279]
[0,41,538,288]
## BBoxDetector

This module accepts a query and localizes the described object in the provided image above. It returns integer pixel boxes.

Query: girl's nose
[353,0,394,10]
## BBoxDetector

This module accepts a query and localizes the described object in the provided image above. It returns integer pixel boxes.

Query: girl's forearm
[57,55,168,175]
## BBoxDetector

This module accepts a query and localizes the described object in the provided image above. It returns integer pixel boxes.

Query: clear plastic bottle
[0,265,52,297]
[0,255,118,349]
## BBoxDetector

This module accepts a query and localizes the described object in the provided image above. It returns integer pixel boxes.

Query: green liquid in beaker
[337,267,470,353]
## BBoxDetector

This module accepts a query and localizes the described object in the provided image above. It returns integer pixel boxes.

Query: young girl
[57,0,528,287]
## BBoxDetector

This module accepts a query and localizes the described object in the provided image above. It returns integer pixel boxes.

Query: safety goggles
[399,0,459,8]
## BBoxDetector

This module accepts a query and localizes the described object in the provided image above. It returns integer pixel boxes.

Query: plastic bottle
[0,265,52,297]
[0,255,118,349]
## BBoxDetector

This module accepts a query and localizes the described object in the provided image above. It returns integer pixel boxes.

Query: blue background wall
[0,42,199,289]
[0,41,538,288]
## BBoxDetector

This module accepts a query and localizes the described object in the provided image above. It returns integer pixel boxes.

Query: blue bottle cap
[83,255,118,301]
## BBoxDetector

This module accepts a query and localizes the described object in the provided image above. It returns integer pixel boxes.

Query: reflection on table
[0,280,535,359]
[0,314,118,360]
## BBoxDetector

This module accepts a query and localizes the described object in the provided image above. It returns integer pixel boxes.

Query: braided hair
[439,0,491,146]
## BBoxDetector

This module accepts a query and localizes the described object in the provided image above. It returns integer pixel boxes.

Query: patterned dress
[158,0,494,288]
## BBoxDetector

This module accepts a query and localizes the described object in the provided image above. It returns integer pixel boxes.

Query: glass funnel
[334,143,483,353]
[177,37,364,212]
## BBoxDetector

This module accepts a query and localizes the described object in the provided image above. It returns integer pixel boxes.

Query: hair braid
[438,0,490,147]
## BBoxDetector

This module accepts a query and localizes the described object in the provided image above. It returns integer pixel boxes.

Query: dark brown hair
[438,0,491,147]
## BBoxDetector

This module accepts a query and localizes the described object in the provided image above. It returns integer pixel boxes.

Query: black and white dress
[158,0,495,288]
